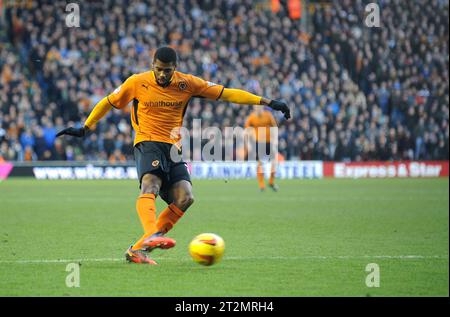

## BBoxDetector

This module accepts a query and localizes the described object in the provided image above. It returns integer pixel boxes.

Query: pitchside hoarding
[4,161,323,180]
[190,161,323,179]
[323,161,449,178]
[1,161,448,180]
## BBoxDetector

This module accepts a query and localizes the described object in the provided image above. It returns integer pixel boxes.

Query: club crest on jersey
[178,81,187,91]
[152,160,160,167]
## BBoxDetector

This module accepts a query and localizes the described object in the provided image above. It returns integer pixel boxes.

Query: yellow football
[189,233,225,266]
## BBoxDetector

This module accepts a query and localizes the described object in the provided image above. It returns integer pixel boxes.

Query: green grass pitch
[0,178,448,296]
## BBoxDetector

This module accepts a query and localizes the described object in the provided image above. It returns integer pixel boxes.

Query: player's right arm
[56,76,136,138]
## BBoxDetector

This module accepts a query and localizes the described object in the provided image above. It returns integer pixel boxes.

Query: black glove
[268,100,291,120]
[56,126,89,138]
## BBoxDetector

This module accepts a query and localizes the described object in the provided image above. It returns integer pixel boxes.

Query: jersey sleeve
[107,75,137,109]
[189,75,224,100]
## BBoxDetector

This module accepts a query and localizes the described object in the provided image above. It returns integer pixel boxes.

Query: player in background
[245,106,279,192]
[57,46,290,265]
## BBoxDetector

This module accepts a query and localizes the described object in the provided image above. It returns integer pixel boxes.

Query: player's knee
[175,193,194,211]
[140,174,161,194]
[141,185,159,195]
[186,194,195,208]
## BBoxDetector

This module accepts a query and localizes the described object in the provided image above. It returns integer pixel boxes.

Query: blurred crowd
[0,0,448,163]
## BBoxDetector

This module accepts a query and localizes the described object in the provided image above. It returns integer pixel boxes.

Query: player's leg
[126,143,174,263]
[133,172,162,242]
[268,142,278,191]
[126,173,163,264]
[129,173,162,250]
[268,160,279,191]
[256,143,266,191]
[131,141,164,251]
[133,172,177,250]
[257,160,266,191]
[127,172,176,262]
[171,179,195,211]
[156,162,193,234]
[156,180,193,234]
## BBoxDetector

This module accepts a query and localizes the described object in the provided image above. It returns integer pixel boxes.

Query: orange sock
[156,203,184,234]
[257,161,265,189]
[131,193,157,251]
[269,167,276,186]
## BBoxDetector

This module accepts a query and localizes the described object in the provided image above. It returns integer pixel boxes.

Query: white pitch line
[0,258,124,264]
[0,255,447,264]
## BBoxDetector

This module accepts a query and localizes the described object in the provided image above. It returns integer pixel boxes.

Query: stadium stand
[0,0,448,162]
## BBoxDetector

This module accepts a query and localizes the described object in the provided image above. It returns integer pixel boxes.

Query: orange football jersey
[245,110,277,142]
[107,71,224,146]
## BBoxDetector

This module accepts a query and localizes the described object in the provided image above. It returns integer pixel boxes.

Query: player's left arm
[190,76,290,120]
[219,88,291,120]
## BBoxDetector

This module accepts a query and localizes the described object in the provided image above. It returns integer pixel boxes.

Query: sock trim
[168,203,184,217]
[139,193,156,199]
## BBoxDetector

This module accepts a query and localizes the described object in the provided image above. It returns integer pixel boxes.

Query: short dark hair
[153,46,177,64]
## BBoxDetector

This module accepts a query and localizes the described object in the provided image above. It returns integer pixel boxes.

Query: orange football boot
[125,246,158,265]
